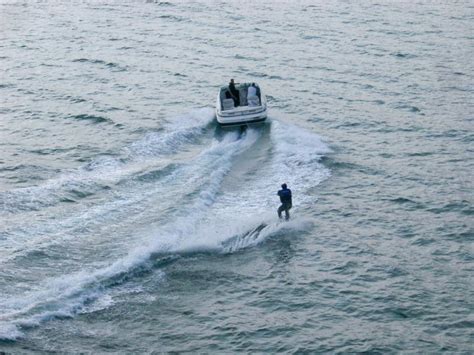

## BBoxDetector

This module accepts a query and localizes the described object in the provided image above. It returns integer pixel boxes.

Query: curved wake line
[0,108,215,214]
[0,118,332,341]
[0,108,217,262]
[0,125,264,340]
[175,214,315,255]
[0,214,312,341]
[2,122,263,273]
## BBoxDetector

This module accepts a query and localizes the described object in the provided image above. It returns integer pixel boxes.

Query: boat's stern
[216,105,267,127]
[215,83,267,127]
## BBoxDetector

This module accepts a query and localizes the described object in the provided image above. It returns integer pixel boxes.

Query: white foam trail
[174,213,314,254]
[0,125,261,340]
[210,118,332,217]
[0,119,332,340]
[0,108,217,262]
[126,107,214,159]
[0,108,216,214]
[268,119,332,205]
[0,323,23,341]
[270,119,331,180]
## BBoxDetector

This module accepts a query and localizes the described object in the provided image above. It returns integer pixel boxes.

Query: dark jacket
[278,188,292,204]
[229,82,239,101]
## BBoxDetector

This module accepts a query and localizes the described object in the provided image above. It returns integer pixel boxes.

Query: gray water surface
[1,1,473,352]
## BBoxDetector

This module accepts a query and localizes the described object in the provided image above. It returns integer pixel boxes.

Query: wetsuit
[277,187,292,220]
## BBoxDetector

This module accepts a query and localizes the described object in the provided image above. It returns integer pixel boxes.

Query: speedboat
[215,82,267,127]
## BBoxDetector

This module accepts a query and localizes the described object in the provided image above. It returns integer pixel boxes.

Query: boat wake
[0,109,330,341]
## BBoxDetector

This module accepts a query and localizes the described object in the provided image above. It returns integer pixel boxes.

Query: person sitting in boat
[247,83,260,106]
[228,79,240,107]
[277,183,292,220]
[253,83,261,101]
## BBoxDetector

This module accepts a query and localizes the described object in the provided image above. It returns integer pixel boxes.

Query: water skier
[277,183,292,220]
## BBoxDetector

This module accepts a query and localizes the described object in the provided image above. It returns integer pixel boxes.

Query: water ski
[241,223,267,239]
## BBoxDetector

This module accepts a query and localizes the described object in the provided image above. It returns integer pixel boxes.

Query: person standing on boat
[229,79,240,107]
[277,183,292,220]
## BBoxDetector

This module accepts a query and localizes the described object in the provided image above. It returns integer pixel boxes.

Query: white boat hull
[216,106,267,127]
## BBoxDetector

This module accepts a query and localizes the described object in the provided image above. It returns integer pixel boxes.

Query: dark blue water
[1,1,473,352]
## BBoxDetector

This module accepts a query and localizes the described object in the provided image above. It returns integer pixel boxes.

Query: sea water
[0,1,473,352]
